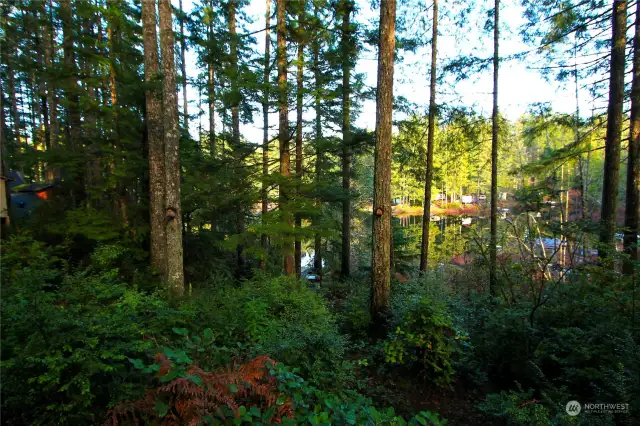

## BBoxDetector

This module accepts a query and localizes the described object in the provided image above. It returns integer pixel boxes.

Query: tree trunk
[371,0,396,334]
[107,2,128,223]
[261,0,271,270]
[312,4,323,274]
[61,0,84,205]
[142,0,167,280]
[229,3,240,147]
[419,0,437,273]
[7,40,22,151]
[277,0,294,275]
[208,66,215,152]
[341,0,352,280]
[208,3,216,155]
[228,0,244,275]
[43,0,59,182]
[82,11,100,197]
[489,0,500,294]
[159,0,185,295]
[295,24,304,279]
[625,0,640,274]
[600,0,627,258]
[60,0,81,149]
[1,78,6,180]
[33,7,47,156]
[179,0,188,128]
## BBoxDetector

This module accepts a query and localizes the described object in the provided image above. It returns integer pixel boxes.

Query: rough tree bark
[82,11,100,195]
[341,0,352,280]
[107,3,128,223]
[371,0,396,334]
[159,0,185,295]
[489,0,500,294]
[261,0,271,270]
[295,16,305,279]
[179,0,188,127]
[277,0,295,275]
[60,0,81,149]
[599,0,627,258]
[228,0,245,275]
[6,13,22,152]
[208,1,216,154]
[0,79,5,180]
[312,4,323,274]
[142,0,167,280]
[419,0,438,273]
[61,0,84,203]
[625,0,640,274]
[33,8,47,154]
[229,2,240,148]
[43,0,59,182]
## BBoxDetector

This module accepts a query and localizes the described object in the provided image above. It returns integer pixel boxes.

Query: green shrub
[274,362,447,425]
[191,275,350,388]
[478,388,553,425]
[478,386,619,426]
[0,237,192,425]
[452,268,640,423]
[116,345,447,426]
[384,294,461,387]
[324,278,371,338]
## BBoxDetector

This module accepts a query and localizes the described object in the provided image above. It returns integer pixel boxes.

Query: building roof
[12,182,53,193]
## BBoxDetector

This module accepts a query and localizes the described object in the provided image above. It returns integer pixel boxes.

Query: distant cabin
[7,171,54,219]
[0,175,9,228]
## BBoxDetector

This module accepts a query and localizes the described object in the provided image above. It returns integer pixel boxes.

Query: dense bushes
[1,237,192,425]
[384,295,460,387]
[189,275,350,387]
[4,228,638,425]
[108,345,446,426]
[452,269,640,424]
[335,269,640,424]
[0,236,366,424]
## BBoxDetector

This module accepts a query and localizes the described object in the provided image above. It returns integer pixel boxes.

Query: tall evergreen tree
[60,0,84,202]
[42,0,59,182]
[159,0,185,295]
[489,0,500,294]
[277,0,294,275]
[261,0,272,270]
[227,0,245,275]
[419,0,438,273]
[625,0,640,273]
[599,0,627,257]
[294,3,306,279]
[340,0,353,280]
[142,0,167,279]
[179,0,188,127]
[312,3,323,274]
[371,0,397,334]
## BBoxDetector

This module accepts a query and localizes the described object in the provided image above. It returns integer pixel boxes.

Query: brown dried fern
[104,355,293,425]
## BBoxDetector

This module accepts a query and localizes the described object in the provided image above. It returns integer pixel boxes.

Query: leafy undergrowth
[4,234,639,426]
[323,270,640,425]
[105,354,293,425]
[106,347,446,425]
[0,236,447,425]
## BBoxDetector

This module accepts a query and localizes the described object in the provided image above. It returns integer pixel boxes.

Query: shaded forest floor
[324,280,490,425]
[365,372,489,425]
